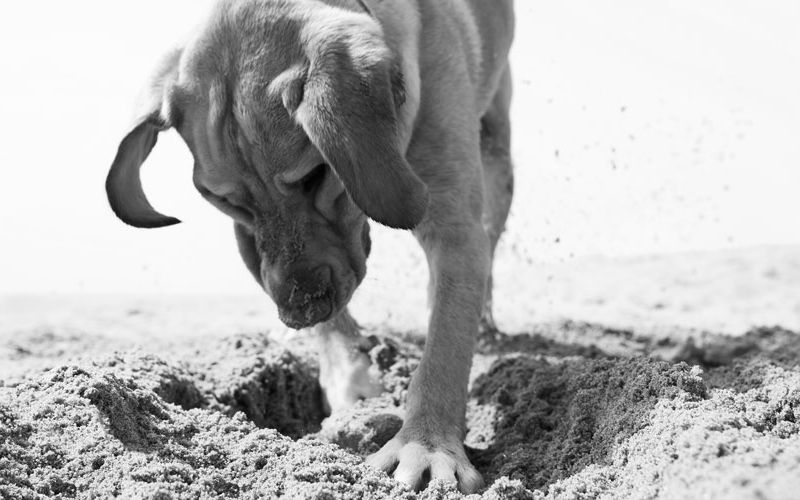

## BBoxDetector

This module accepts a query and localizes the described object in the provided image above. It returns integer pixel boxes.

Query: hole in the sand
[468,355,708,490]
[211,350,327,439]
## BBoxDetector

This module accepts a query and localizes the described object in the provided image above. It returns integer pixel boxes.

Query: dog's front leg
[368,220,489,493]
[235,223,382,414]
[315,309,383,415]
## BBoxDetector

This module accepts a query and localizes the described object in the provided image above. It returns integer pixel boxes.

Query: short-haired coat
[107,0,514,492]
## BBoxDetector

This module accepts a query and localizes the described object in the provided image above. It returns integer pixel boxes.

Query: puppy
[106,0,514,493]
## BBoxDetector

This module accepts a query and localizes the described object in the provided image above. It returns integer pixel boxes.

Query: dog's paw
[366,434,483,494]
[319,349,384,414]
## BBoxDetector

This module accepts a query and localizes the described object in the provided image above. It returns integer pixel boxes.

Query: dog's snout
[272,265,335,329]
[286,265,332,307]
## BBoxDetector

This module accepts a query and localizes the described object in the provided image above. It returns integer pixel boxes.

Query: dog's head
[106,1,428,328]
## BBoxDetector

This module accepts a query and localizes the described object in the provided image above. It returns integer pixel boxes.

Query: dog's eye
[298,164,327,196]
[200,187,254,225]
[222,197,254,223]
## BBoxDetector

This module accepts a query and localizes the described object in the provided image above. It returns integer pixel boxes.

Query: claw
[394,442,429,490]
[366,437,402,472]
[456,461,485,493]
[430,455,458,484]
[366,436,484,494]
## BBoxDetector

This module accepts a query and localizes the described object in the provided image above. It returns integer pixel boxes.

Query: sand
[2,320,799,499]
[2,247,799,499]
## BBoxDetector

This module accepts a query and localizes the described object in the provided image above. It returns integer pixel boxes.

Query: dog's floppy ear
[290,34,429,230]
[106,49,182,228]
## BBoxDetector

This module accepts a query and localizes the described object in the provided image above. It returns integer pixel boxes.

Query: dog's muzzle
[271,265,335,329]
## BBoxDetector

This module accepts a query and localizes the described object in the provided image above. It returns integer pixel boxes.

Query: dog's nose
[273,265,335,329]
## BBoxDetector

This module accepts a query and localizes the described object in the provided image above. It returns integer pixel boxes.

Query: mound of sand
[0,357,412,499]
[2,325,799,499]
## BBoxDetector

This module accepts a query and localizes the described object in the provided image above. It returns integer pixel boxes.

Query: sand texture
[2,245,799,499]
[2,320,799,499]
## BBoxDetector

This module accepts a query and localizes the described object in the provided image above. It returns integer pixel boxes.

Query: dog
[106,0,514,493]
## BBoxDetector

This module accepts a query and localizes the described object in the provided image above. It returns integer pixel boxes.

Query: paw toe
[429,455,458,484]
[366,439,483,494]
[456,461,484,494]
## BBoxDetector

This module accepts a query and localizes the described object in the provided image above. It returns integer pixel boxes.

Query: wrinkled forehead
[170,14,313,186]
[167,0,378,190]
[173,84,311,193]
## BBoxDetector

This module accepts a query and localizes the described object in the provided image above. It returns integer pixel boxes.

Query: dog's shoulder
[410,0,514,113]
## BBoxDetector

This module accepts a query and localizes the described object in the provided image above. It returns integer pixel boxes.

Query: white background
[1,0,798,295]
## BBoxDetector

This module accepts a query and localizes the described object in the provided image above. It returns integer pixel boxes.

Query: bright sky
[1,1,798,294]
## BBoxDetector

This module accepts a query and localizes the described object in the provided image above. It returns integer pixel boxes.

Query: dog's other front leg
[479,67,514,338]
[368,220,489,493]
[235,223,382,413]
[315,309,383,415]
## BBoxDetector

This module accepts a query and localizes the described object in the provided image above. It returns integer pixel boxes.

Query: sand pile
[0,357,411,499]
[1,325,799,499]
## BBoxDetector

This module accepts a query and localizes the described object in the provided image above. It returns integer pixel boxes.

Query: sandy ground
[2,246,800,499]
